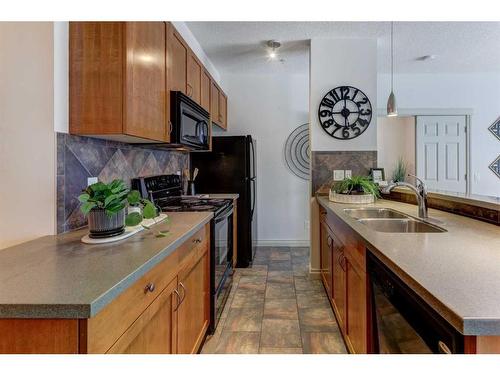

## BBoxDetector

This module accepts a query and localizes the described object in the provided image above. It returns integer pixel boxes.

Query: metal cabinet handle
[438,340,452,354]
[168,120,173,134]
[179,282,187,305]
[193,238,202,244]
[173,289,181,311]
[144,283,155,294]
[187,84,193,97]
[327,235,333,247]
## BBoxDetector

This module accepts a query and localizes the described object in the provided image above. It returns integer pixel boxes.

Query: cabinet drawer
[85,225,208,353]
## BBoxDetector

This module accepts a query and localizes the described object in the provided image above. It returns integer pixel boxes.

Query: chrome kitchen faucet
[382,174,428,219]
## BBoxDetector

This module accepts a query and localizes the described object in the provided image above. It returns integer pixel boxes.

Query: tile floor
[201,247,348,354]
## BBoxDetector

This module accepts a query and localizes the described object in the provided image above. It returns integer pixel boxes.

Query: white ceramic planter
[329,191,375,204]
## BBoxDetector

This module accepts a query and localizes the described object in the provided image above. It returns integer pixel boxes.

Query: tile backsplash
[311,150,377,195]
[56,133,189,233]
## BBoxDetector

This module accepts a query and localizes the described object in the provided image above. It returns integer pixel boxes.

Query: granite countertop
[317,196,500,336]
[0,211,213,319]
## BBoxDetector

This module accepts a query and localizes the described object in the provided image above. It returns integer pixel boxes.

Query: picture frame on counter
[370,168,385,183]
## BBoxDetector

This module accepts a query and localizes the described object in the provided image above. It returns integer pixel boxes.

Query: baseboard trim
[253,240,310,247]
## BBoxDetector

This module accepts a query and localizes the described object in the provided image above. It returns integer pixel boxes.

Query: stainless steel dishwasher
[368,252,465,354]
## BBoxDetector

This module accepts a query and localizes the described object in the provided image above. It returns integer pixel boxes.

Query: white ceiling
[185,22,500,75]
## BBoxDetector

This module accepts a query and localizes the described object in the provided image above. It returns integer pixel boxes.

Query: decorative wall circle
[284,123,310,180]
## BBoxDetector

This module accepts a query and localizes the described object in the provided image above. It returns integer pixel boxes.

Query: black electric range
[131,174,234,334]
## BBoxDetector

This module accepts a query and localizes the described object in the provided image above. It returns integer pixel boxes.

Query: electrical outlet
[344,170,352,179]
[333,170,345,181]
[87,177,98,186]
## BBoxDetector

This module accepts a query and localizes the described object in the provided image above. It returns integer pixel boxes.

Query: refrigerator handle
[249,136,256,179]
[251,178,256,220]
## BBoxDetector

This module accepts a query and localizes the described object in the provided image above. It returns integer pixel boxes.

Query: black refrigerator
[190,135,257,268]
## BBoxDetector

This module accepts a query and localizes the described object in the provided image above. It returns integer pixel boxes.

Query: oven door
[213,205,233,289]
[210,204,234,333]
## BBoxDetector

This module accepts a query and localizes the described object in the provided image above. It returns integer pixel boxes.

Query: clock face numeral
[318,85,372,140]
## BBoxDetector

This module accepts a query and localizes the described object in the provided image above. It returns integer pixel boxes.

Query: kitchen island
[0,211,213,354]
[317,195,500,353]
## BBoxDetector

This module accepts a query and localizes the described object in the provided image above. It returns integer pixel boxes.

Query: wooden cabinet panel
[107,277,178,354]
[177,248,210,354]
[332,233,346,331]
[201,69,211,112]
[320,222,332,299]
[218,91,227,129]
[210,81,219,122]
[346,259,367,354]
[0,319,79,354]
[187,52,202,103]
[168,26,188,94]
[124,22,167,141]
[69,22,123,135]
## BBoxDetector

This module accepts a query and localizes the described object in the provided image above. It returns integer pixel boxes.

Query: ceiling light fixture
[387,22,398,117]
[267,40,281,60]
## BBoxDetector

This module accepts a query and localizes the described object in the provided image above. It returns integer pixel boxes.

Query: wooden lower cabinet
[331,233,346,331]
[345,255,367,353]
[0,224,210,354]
[320,221,332,298]
[177,250,210,354]
[107,277,178,354]
[319,208,367,353]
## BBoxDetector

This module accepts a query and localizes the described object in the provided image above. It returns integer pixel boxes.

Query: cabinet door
[168,26,188,94]
[107,277,178,354]
[177,250,210,354]
[187,52,202,104]
[200,69,211,112]
[346,258,367,354]
[332,235,346,331]
[320,222,332,299]
[123,22,167,142]
[210,81,219,123]
[218,90,227,129]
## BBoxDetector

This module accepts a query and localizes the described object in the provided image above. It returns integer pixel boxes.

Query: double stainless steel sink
[344,208,446,233]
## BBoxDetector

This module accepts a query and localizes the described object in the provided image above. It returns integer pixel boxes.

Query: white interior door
[416,116,467,193]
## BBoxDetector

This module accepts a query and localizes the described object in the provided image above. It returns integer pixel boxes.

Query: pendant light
[387,21,398,117]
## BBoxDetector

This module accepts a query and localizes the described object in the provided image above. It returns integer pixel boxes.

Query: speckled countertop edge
[317,195,500,336]
[0,212,213,319]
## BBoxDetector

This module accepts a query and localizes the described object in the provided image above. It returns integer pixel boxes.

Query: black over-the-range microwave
[170,91,210,151]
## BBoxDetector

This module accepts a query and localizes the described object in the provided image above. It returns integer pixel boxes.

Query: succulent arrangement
[331,175,380,198]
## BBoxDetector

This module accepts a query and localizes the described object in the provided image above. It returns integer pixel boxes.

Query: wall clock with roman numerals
[318,85,373,140]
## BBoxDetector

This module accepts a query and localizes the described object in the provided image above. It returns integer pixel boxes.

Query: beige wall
[0,22,56,249]
[377,116,416,180]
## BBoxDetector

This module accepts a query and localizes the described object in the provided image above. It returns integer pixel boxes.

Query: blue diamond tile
[489,155,500,179]
[488,117,500,141]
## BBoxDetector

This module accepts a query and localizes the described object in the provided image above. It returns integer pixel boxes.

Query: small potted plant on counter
[329,175,380,204]
[78,179,165,239]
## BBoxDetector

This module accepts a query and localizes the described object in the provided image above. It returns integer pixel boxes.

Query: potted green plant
[78,179,163,239]
[392,157,407,183]
[330,175,380,204]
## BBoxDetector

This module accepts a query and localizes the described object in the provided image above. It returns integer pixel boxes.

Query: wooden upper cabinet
[218,90,227,129]
[107,277,178,354]
[177,249,210,354]
[187,52,202,104]
[124,22,167,142]
[210,81,220,122]
[69,22,168,142]
[167,25,188,94]
[200,69,211,112]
